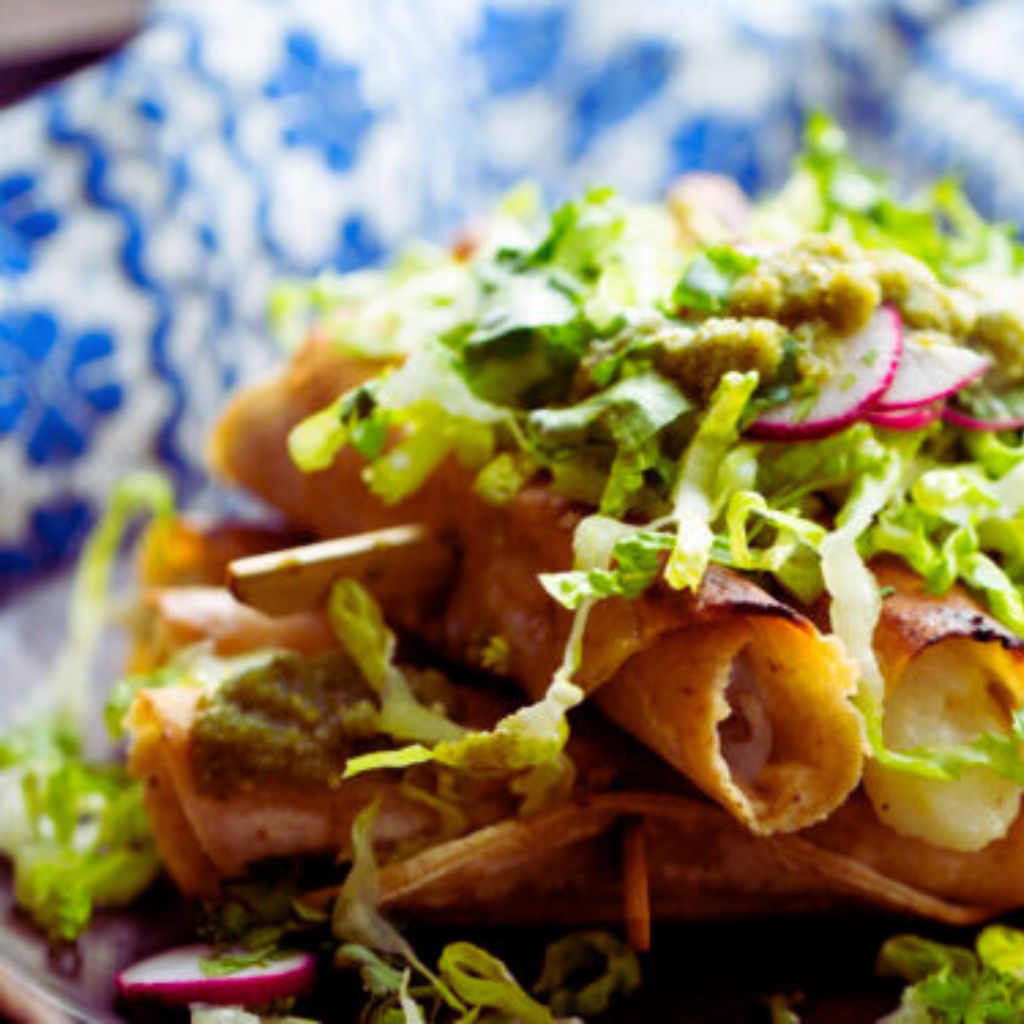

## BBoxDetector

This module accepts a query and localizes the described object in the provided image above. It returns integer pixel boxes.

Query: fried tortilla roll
[808,793,1024,910]
[131,586,336,672]
[210,339,462,540]
[209,340,864,835]
[126,583,659,898]
[131,582,1011,922]
[128,679,523,897]
[132,681,988,926]
[372,792,987,927]
[442,485,863,836]
[862,559,1024,853]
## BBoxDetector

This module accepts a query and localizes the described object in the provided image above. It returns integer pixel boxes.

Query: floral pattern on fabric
[0,0,1020,586]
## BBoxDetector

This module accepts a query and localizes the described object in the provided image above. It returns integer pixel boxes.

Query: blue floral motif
[0,496,92,594]
[475,5,568,95]
[0,311,123,467]
[670,115,768,194]
[0,173,59,278]
[264,31,376,172]
[331,214,384,272]
[571,40,675,157]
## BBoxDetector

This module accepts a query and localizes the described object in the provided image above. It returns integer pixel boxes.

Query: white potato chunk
[865,639,1022,852]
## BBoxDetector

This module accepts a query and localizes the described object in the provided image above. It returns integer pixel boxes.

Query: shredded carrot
[623,817,651,952]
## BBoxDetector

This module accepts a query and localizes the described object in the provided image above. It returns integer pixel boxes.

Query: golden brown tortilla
[208,340,865,835]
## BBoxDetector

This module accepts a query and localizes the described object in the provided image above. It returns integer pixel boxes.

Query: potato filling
[865,639,1023,853]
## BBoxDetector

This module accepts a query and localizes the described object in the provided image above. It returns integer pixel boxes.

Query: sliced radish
[873,338,989,411]
[117,944,315,1006]
[749,305,902,440]
[867,403,943,431]
[942,405,1024,431]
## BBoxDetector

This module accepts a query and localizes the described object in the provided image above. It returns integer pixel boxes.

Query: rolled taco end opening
[711,620,863,833]
[717,647,773,787]
[595,615,861,835]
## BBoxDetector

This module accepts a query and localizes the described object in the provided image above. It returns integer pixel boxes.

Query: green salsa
[191,649,382,797]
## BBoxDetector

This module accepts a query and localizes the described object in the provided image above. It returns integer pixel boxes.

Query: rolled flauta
[209,340,864,835]
[862,558,1024,853]
[128,686,443,895]
[130,685,988,924]
[808,793,1024,910]
[376,792,990,927]
[133,585,336,671]
[130,583,1009,921]
[440,484,863,836]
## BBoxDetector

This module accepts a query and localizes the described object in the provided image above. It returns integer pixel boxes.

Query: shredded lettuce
[821,445,902,706]
[534,931,641,1016]
[328,579,465,747]
[877,926,1024,1023]
[0,473,174,941]
[333,805,536,1023]
[270,242,478,357]
[528,370,690,454]
[333,803,430,970]
[757,110,1024,278]
[280,115,1024,794]
[334,566,582,784]
[438,944,553,1024]
[667,370,758,590]
[341,671,581,780]
[765,995,802,1024]
[540,526,673,609]
[50,470,174,723]
[673,246,758,313]
[332,804,637,1024]
[0,727,160,942]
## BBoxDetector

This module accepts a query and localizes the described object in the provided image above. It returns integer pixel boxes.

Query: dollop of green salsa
[191,649,384,797]
[727,235,978,342]
[654,316,786,404]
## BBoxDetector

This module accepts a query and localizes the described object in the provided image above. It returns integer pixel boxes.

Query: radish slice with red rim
[867,403,943,431]
[748,305,902,440]
[117,944,315,1006]
[943,404,1024,431]
[873,337,989,411]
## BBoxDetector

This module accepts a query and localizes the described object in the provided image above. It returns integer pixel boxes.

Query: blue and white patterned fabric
[1,0,1022,590]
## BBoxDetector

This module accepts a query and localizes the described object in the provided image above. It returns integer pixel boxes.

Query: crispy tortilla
[864,559,1024,852]
[208,340,864,834]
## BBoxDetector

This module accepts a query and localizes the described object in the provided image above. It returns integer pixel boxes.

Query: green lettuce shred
[438,944,553,1024]
[328,579,464,746]
[0,473,174,941]
[282,115,1024,792]
[540,527,673,609]
[0,736,160,943]
[335,568,583,784]
[51,470,174,723]
[877,925,1024,1022]
[673,245,759,313]
[667,370,758,590]
[332,803,638,1023]
[534,931,641,1015]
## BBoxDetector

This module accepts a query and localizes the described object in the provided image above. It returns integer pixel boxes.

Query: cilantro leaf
[673,247,758,313]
